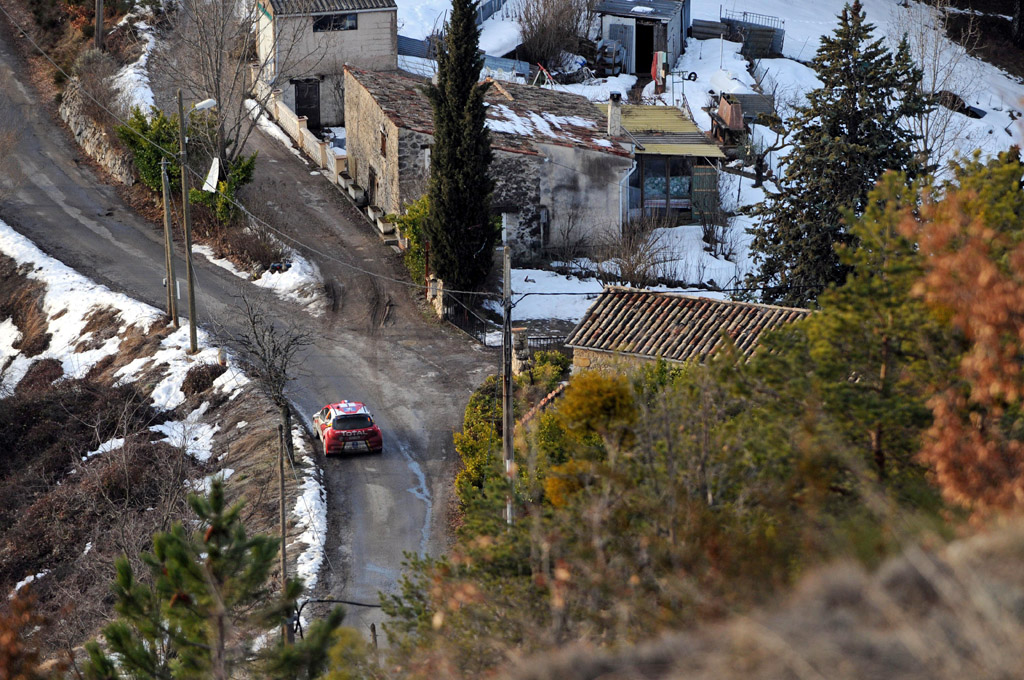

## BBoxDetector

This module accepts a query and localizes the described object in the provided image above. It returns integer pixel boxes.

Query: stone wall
[572,347,655,371]
[58,78,135,186]
[344,70,402,213]
[492,150,543,259]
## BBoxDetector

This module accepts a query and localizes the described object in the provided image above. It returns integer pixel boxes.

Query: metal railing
[720,8,784,31]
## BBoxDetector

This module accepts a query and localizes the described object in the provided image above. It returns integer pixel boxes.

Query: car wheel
[323,439,329,458]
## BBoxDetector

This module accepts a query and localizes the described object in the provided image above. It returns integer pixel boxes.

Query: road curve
[0,21,494,637]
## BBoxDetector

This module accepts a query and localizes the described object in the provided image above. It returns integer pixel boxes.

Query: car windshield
[332,414,373,431]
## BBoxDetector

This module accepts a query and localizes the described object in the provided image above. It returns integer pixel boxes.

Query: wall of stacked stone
[58,77,135,186]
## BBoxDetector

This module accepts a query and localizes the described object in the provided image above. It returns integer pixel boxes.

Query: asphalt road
[0,22,495,637]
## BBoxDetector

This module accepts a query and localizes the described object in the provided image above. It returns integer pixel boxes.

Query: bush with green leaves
[189,152,257,224]
[387,195,429,285]
[115,106,181,193]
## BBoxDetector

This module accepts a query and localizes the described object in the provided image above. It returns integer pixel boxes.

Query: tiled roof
[565,287,810,363]
[269,0,395,15]
[345,66,631,157]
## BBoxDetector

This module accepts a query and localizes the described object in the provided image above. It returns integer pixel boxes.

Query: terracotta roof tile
[565,287,810,363]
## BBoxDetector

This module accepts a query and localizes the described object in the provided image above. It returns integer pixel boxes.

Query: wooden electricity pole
[161,159,179,328]
[501,227,514,526]
[93,0,103,51]
[177,89,198,353]
[278,424,294,644]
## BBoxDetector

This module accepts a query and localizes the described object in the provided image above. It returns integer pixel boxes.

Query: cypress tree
[424,0,495,290]
[747,0,929,307]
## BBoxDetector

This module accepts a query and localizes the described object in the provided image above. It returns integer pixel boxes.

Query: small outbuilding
[594,0,690,75]
[565,286,810,370]
[599,103,725,222]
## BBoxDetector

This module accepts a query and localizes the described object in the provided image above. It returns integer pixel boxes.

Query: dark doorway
[293,79,321,130]
[635,22,655,75]
[367,166,378,207]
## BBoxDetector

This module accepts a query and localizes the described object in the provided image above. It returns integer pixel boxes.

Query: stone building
[565,286,809,371]
[343,66,635,259]
[256,0,398,129]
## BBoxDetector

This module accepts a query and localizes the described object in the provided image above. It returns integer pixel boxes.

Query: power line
[0,1,809,305]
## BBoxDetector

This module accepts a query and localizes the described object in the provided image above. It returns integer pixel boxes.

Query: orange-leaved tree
[907,149,1024,515]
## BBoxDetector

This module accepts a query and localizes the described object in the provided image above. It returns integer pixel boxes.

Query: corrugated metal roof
[565,287,810,363]
[594,0,682,21]
[598,104,725,157]
[639,143,725,157]
[269,0,395,16]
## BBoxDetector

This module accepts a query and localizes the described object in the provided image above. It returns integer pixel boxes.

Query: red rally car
[312,401,383,456]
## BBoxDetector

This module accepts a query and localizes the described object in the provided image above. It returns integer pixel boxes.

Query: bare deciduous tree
[514,0,595,67]
[153,0,324,168]
[595,216,678,288]
[230,295,312,463]
[890,0,982,177]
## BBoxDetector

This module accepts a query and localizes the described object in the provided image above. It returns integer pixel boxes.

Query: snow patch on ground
[290,431,327,595]
[541,74,638,102]
[111,19,156,113]
[151,401,220,462]
[192,244,326,316]
[188,467,235,494]
[245,99,298,150]
[0,219,162,392]
[85,437,125,460]
[9,570,50,598]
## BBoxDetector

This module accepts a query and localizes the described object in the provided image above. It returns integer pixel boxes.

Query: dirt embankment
[0,251,313,663]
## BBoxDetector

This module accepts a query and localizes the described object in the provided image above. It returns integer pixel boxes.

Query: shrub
[72,49,119,131]
[115,106,181,192]
[388,194,429,285]
[181,362,227,396]
[189,152,258,225]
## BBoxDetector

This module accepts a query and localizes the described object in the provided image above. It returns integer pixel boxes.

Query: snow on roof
[345,66,631,157]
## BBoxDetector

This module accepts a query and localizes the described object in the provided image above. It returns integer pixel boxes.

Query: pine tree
[802,172,956,487]
[424,0,495,290]
[83,480,344,679]
[747,0,929,307]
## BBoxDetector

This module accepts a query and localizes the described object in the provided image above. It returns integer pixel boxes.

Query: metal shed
[594,0,689,75]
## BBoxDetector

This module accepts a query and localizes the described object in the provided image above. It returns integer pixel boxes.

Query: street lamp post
[176,90,217,354]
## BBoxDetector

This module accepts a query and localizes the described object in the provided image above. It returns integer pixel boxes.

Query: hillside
[0,219,326,660]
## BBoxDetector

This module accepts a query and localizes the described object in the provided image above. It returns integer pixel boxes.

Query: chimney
[608,91,623,137]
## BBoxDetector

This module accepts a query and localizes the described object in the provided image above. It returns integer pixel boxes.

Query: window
[333,414,374,431]
[380,128,387,157]
[313,13,357,31]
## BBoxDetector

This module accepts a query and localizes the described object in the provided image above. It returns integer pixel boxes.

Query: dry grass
[505,524,1024,680]
[0,256,51,358]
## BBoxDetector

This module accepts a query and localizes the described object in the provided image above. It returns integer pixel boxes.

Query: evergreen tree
[747,0,929,307]
[424,0,495,290]
[83,480,344,679]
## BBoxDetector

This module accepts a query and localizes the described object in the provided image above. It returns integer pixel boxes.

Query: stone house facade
[343,66,635,259]
[256,0,397,129]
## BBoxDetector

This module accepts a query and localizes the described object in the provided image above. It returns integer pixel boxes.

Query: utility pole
[278,424,294,644]
[93,0,103,51]
[177,89,198,353]
[160,159,179,328]
[501,225,514,526]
